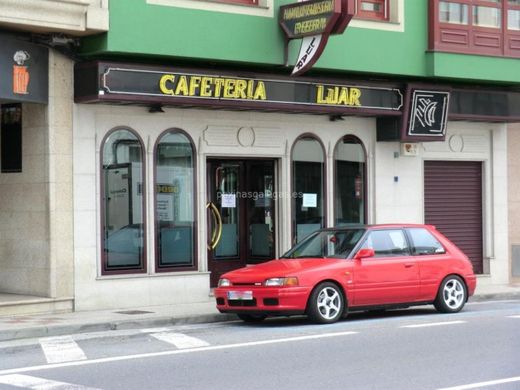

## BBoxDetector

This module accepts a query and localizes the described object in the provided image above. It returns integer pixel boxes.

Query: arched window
[154,130,196,271]
[334,135,366,226]
[292,135,326,243]
[101,128,146,274]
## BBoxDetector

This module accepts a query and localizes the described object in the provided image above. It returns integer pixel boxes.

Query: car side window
[361,229,409,257]
[407,228,446,255]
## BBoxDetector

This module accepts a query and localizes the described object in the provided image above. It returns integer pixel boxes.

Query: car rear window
[407,228,445,255]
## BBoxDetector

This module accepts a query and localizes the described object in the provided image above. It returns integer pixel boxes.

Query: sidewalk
[0,284,519,343]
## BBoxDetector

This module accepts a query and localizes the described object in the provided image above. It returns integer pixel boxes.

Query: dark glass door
[207,159,275,287]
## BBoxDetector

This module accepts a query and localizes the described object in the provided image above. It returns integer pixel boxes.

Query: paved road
[0,300,518,390]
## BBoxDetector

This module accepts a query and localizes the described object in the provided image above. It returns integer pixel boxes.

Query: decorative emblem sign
[408,90,450,137]
[279,0,354,76]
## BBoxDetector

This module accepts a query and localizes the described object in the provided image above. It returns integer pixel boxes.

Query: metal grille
[424,161,483,273]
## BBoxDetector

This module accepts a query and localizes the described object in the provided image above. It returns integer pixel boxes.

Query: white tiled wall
[73,104,509,310]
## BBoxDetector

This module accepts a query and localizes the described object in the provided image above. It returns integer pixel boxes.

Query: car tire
[307,282,344,324]
[434,275,467,313]
[237,314,267,323]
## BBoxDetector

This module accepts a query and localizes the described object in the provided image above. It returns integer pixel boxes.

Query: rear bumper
[466,274,477,297]
[215,286,310,315]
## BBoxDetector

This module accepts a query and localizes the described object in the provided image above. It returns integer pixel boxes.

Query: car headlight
[264,277,299,287]
[218,278,231,287]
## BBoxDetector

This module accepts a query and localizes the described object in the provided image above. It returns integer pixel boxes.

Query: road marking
[438,375,520,389]
[507,315,520,318]
[401,320,466,328]
[151,332,210,349]
[39,335,87,363]
[0,330,358,376]
[0,374,101,389]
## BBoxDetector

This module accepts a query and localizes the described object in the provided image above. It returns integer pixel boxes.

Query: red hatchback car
[215,224,477,324]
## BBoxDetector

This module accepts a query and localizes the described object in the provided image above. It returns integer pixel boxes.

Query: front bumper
[214,286,310,316]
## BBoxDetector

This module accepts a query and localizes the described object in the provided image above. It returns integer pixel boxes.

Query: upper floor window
[356,0,389,20]
[509,0,520,30]
[430,0,520,57]
[216,0,257,4]
[439,1,469,23]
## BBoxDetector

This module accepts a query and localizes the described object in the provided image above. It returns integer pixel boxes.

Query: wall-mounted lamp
[149,104,165,113]
[329,114,345,122]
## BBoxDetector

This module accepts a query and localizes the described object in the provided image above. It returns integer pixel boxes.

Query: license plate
[227,291,253,300]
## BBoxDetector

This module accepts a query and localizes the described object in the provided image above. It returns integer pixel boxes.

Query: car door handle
[404,263,415,268]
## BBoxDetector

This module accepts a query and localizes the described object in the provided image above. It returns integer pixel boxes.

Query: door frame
[206,157,278,287]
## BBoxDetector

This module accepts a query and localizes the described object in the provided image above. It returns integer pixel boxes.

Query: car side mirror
[354,248,375,260]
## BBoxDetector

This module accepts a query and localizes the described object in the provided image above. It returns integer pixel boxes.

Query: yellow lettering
[159,75,175,95]
[175,76,189,96]
[235,79,247,99]
[223,79,235,98]
[350,88,361,106]
[317,85,327,104]
[253,81,266,100]
[189,76,201,96]
[337,87,349,105]
[214,78,225,97]
[200,77,212,97]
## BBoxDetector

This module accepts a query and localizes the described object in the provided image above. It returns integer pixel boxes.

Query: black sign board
[75,63,403,115]
[0,34,48,104]
[279,0,341,39]
[401,88,450,142]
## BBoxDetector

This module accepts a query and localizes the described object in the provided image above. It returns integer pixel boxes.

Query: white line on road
[0,330,358,376]
[507,315,520,318]
[151,332,210,349]
[438,375,520,389]
[0,374,101,389]
[401,320,466,328]
[39,335,87,364]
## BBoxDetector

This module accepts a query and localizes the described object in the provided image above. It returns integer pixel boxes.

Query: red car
[215,224,477,324]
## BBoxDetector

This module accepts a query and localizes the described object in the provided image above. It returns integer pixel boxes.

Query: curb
[0,313,237,343]
[0,293,518,343]
[469,292,520,302]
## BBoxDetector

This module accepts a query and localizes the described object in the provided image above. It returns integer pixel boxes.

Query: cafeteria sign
[279,0,354,76]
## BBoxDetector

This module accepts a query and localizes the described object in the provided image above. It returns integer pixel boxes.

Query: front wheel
[307,282,344,324]
[434,275,467,313]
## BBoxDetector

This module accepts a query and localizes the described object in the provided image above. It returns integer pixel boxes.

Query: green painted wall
[80,0,520,85]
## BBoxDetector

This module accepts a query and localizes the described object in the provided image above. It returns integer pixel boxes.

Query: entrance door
[207,159,275,287]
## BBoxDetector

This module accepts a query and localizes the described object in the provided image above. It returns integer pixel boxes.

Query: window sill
[96,271,211,281]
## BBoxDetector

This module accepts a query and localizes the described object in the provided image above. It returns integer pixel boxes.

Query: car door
[352,229,420,306]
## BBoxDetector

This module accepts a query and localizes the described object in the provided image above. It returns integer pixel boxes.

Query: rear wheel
[307,282,344,324]
[434,275,467,313]
[237,314,267,323]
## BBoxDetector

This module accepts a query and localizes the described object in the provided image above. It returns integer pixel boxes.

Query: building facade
[68,0,520,311]
[0,0,108,314]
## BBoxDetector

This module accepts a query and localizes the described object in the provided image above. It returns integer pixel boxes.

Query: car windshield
[282,228,366,259]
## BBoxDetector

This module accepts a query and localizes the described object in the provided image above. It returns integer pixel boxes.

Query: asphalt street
[0,300,518,390]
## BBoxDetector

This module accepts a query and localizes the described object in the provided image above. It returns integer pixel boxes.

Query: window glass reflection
[473,5,501,28]
[292,137,325,243]
[334,137,366,226]
[509,9,520,29]
[439,2,469,24]
[102,129,145,271]
[155,131,196,269]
